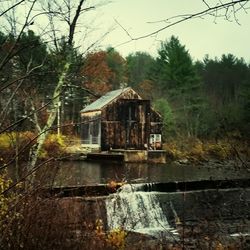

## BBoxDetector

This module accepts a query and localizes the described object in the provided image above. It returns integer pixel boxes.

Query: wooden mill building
[80,87,163,151]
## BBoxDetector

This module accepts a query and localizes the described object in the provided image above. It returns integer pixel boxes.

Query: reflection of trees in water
[52,161,102,186]
[48,161,250,186]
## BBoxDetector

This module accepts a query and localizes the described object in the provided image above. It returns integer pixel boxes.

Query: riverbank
[163,137,249,165]
[0,132,249,169]
[63,138,250,170]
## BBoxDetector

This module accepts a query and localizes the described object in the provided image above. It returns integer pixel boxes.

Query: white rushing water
[105,184,178,238]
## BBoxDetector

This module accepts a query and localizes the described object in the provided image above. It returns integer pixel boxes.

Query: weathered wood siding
[150,109,163,134]
[101,91,151,150]
[81,88,163,150]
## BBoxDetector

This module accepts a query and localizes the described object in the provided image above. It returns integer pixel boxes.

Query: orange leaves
[81,51,113,95]
[80,49,127,96]
[107,180,126,192]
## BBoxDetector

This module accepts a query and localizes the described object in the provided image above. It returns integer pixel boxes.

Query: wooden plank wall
[101,97,152,150]
[81,88,163,150]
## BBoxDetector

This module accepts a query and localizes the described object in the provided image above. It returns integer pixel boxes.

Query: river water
[51,160,250,187]
[43,160,250,246]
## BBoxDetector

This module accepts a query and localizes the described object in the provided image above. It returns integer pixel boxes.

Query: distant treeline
[1,31,249,138]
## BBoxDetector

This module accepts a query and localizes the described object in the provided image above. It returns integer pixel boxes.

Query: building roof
[81,87,131,113]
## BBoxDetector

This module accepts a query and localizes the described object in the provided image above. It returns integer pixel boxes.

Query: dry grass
[163,137,249,164]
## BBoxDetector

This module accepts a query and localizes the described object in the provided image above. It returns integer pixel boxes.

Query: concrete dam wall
[28,180,250,249]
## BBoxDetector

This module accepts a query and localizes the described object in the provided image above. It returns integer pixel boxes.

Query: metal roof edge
[80,87,132,113]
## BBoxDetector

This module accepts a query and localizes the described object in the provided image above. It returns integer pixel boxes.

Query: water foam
[106,184,178,238]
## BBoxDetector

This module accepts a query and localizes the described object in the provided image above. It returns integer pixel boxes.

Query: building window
[149,134,162,150]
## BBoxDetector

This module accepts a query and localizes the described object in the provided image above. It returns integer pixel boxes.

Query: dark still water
[51,160,250,187]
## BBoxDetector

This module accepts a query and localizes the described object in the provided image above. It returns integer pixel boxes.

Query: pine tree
[151,36,204,136]
[126,51,155,89]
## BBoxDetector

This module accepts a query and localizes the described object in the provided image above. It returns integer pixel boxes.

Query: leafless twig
[115,0,250,48]
[0,0,25,17]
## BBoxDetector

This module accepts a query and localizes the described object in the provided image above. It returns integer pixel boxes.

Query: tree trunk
[28,61,71,174]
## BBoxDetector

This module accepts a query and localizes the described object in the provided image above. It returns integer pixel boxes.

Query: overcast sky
[92,0,250,61]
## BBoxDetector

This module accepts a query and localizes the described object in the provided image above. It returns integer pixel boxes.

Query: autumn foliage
[81,51,113,95]
[80,49,127,97]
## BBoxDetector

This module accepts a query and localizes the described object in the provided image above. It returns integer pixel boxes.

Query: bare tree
[0,0,107,166]
[26,0,97,173]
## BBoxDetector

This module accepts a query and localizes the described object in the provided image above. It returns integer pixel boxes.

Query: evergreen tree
[126,51,155,89]
[197,54,250,135]
[151,36,204,136]
[153,98,175,137]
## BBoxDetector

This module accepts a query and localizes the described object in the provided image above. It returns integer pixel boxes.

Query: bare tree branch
[114,18,133,40]
[0,0,25,17]
[115,0,250,48]
[68,0,85,46]
[202,0,211,8]
[1,157,55,195]
[0,0,37,71]
[0,94,55,134]
[63,83,101,98]
[0,57,46,127]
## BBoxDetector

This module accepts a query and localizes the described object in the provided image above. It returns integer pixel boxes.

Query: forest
[1,30,250,169]
[1,32,249,137]
[0,0,250,249]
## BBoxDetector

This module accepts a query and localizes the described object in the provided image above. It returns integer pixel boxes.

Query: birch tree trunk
[27,0,86,175]
[28,60,71,172]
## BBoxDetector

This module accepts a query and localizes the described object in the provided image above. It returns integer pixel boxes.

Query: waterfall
[105,184,178,238]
